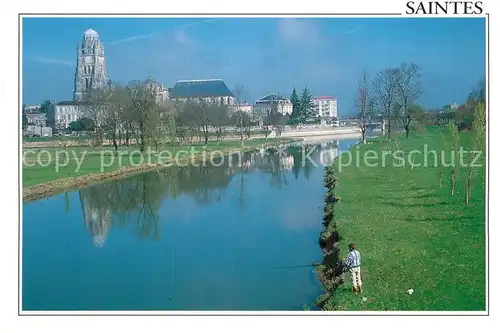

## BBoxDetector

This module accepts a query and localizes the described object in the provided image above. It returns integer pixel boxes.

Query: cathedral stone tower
[73,28,109,101]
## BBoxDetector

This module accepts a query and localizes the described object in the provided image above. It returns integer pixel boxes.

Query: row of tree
[355,62,423,142]
[79,77,282,152]
[442,79,486,206]
[356,63,486,143]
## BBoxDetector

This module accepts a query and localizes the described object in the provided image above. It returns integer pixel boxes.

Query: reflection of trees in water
[64,192,71,214]
[286,141,339,180]
[236,152,252,211]
[180,165,234,205]
[77,141,339,245]
[77,161,239,246]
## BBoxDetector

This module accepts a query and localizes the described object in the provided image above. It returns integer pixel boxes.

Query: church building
[47,28,109,130]
[73,28,110,101]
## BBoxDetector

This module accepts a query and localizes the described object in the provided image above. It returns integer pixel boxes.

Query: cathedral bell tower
[73,28,109,101]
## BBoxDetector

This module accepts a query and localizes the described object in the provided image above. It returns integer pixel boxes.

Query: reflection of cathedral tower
[79,190,111,247]
[73,28,109,101]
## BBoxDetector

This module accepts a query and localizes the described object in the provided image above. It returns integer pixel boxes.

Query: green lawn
[323,126,486,311]
[23,138,285,186]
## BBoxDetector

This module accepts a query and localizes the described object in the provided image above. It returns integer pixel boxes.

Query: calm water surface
[22,139,357,311]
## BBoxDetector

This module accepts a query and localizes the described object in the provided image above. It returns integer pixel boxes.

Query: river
[22,138,358,311]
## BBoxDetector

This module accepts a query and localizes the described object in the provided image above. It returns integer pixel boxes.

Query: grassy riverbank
[319,127,486,311]
[23,138,295,201]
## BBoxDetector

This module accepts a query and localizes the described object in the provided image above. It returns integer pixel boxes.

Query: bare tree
[233,84,248,146]
[174,100,193,145]
[448,121,460,196]
[467,77,486,107]
[232,110,253,139]
[159,100,177,152]
[97,85,129,153]
[355,71,375,143]
[394,63,422,138]
[208,102,229,144]
[263,94,287,141]
[189,99,210,145]
[86,92,108,147]
[147,103,165,153]
[464,101,486,205]
[126,76,159,154]
[243,112,254,139]
[373,67,398,140]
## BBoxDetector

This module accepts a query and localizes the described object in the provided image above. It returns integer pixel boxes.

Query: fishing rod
[267,263,320,271]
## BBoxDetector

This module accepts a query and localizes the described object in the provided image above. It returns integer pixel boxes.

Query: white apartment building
[312,96,338,119]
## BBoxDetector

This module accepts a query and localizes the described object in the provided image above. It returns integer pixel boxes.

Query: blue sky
[22,17,485,113]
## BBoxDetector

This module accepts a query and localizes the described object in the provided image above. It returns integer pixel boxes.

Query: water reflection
[78,141,340,247]
[23,139,355,311]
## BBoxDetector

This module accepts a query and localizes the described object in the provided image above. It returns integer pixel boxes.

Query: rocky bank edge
[314,166,345,310]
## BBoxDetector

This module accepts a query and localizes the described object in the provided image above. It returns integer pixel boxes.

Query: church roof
[84,28,99,39]
[169,79,234,99]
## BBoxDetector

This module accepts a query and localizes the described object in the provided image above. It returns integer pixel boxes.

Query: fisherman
[343,243,362,294]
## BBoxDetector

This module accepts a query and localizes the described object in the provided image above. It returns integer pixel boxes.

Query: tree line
[69,77,320,151]
[441,78,486,206]
[355,63,486,143]
[354,62,423,142]
[353,63,486,206]
[75,77,279,152]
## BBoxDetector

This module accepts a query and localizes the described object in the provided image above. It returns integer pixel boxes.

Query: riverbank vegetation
[23,137,297,200]
[316,76,486,310]
[317,123,486,311]
[23,77,309,194]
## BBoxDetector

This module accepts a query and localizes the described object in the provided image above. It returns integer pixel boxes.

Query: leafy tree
[299,87,314,122]
[38,100,51,113]
[290,87,300,121]
[68,117,94,132]
[79,117,95,131]
[69,120,84,131]
[454,106,474,130]
[455,77,487,131]
[408,104,427,132]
